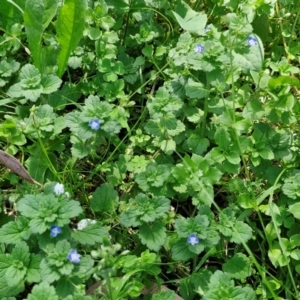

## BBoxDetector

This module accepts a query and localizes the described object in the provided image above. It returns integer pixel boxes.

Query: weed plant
[0,0,300,299]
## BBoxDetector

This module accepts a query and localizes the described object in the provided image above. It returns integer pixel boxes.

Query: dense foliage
[0,0,300,299]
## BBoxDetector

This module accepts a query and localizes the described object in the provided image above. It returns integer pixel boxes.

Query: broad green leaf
[230,221,252,244]
[1,0,24,27]
[171,239,196,261]
[258,148,274,160]
[215,127,230,149]
[26,255,42,283]
[0,217,31,244]
[152,290,177,300]
[56,0,87,77]
[40,75,62,94]
[288,203,300,220]
[185,79,209,99]
[232,34,264,73]
[222,253,251,280]
[0,254,24,297]
[268,75,300,90]
[11,242,30,265]
[160,138,176,155]
[139,221,166,251]
[172,3,207,35]
[24,0,59,72]
[71,223,108,245]
[27,282,59,300]
[90,183,119,213]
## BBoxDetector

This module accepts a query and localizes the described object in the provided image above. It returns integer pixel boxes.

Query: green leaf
[230,221,252,244]
[152,290,177,300]
[90,183,119,213]
[120,194,170,227]
[139,221,166,251]
[40,75,62,94]
[223,253,251,280]
[27,282,59,300]
[232,34,264,73]
[0,217,31,244]
[135,163,171,192]
[185,136,209,155]
[26,255,42,283]
[56,0,87,77]
[172,3,207,35]
[71,223,108,245]
[258,148,274,160]
[160,139,176,155]
[215,127,231,149]
[18,194,82,233]
[171,239,196,261]
[185,78,209,99]
[0,254,24,297]
[24,0,59,72]
[288,203,300,220]
[268,75,300,90]
[11,242,30,265]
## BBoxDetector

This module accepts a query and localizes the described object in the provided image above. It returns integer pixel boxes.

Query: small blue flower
[68,249,81,263]
[187,233,199,246]
[194,44,205,54]
[89,119,100,130]
[247,36,258,46]
[50,225,62,237]
[204,27,210,33]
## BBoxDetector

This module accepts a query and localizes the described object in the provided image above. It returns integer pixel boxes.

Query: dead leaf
[0,150,42,186]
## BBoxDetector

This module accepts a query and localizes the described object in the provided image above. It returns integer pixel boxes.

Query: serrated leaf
[26,255,42,283]
[139,221,166,251]
[71,224,108,245]
[56,0,87,77]
[160,139,176,155]
[223,253,251,280]
[152,290,177,300]
[230,221,252,244]
[27,282,59,300]
[0,217,31,244]
[185,79,209,99]
[0,254,24,297]
[90,183,119,213]
[171,239,195,261]
[41,75,62,94]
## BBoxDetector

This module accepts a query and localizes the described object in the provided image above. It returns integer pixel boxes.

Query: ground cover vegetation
[0,0,300,299]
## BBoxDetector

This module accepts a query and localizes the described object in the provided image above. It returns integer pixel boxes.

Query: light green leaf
[56,0,87,77]
[40,75,62,94]
[0,217,31,244]
[222,253,251,280]
[258,148,274,160]
[27,282,59,300]
[171,239,195,261]
[185,79,209,99]
[152,290,177,300]
[139,221,166,251]
[90,183,119,213]
[71,223,108,245]
[172,3,207,35]
[26,255,42,283]
[160,139,176,155]
[288,203,300,219]
[230,221,252,244]
[24,0,59,72]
